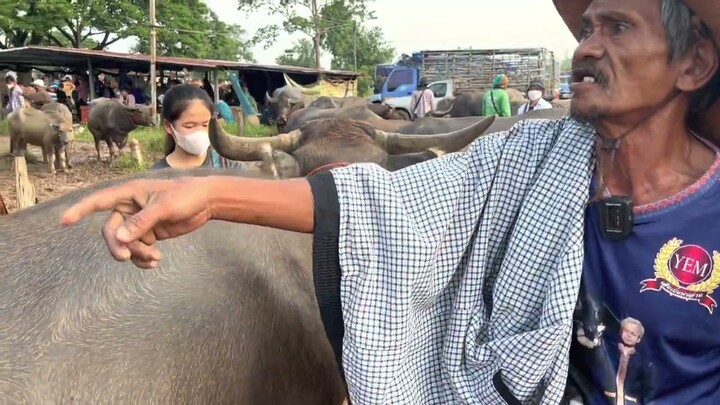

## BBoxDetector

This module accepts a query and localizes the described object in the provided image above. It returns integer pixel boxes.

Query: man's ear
[675,18,719,92]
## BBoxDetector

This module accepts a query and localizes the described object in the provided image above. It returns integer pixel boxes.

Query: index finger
[60,181,139,226]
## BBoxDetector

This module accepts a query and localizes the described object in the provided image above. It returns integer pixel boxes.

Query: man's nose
[573,30,605,61]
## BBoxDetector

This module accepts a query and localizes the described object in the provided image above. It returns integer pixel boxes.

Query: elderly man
[62,0,720,403]
[518,80,553,114]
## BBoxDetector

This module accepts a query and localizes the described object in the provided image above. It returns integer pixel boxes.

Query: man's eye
[613,22,630,35]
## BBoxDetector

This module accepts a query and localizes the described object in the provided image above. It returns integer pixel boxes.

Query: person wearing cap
[410,78,435,119]
[60,0,720,403]
[5,71,24,111]
[482,73,512,117]
[517,81,553,115]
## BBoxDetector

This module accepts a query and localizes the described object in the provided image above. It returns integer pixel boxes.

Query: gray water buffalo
[265,85,317,129]
[399,108,569,135]
[8,107,73,174]
[88,98,154,162]
[282,105,414,133]
[309,97,409,121]
[432,88,527,117]
[0,167,346,404]
[209,115,496,178]
[41,102,76,169]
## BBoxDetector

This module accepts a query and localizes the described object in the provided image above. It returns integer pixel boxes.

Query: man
[482,73,512,117]
[518,80,553,114]
[410,78,434,119]
[61,0,720,403]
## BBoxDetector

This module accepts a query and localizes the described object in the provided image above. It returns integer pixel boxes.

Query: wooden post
[231,106,244,136]
[150,0,158,123]
[129,139,143,165]
[13,156,35,210]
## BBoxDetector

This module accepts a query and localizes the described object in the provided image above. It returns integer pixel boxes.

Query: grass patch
[72,122,278,156]
[0,119,278,174]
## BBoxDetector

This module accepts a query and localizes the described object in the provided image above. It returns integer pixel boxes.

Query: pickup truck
[381,79,455,120]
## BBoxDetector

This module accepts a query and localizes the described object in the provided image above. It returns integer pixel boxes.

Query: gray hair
[661,0,720,111]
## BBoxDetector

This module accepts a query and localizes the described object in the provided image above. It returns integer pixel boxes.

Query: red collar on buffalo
[307,161,350,177]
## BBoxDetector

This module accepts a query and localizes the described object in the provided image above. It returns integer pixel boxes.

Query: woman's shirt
[150,149,244,170]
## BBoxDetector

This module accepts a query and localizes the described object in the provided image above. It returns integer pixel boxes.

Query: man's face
[570,0,680,121]
[621,323,642,346]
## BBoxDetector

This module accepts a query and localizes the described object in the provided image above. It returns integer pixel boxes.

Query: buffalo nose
[276,116,287,125]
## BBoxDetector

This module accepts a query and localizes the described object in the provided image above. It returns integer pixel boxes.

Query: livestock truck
[370,48,559,119]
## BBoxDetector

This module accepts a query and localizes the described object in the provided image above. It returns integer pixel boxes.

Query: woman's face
[164,99,212,136]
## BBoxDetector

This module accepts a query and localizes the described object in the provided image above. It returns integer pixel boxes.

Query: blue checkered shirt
[330,117,597,404]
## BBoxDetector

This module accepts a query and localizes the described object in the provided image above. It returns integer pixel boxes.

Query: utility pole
[311,0,321,68]
[353,20,357,71]
[149,0,158,122]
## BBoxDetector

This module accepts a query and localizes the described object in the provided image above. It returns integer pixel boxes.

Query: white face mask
[527,90,543,102]
[171,126,210,156]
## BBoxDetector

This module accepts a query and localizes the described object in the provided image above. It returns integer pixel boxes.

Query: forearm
[207,176,315,233]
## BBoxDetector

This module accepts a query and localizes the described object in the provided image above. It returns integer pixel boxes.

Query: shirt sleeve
[306,172,345,377]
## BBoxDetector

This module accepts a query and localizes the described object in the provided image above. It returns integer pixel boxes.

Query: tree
[275,38,315,67]
[133,0,254,62]
[238,0,372,68]
[0,0,145,49]
[320,0,393,95]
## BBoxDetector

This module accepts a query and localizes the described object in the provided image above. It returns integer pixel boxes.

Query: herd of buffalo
[0,84,571,402]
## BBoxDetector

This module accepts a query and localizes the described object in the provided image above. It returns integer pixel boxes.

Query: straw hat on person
[553,0,720,143]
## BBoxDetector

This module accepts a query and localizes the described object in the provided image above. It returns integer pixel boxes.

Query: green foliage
[133,1,255,62]
[276,39,316,68]
[0,0,145,49]
[320,0,393,95]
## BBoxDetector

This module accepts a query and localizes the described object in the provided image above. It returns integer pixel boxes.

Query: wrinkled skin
[40,102,76,170]
[398,108,569,135]
[0,168,346,404]
[8,108,71,174]
[308,97,409,121]
[432,88,527,117]
[88,98,154,162]
[209,116,496,178]
[282,106,414,133]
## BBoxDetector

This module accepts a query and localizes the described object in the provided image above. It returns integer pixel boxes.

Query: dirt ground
[0,136,135,213]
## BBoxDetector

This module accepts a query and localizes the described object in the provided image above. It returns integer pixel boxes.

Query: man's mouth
[571,65,605,86]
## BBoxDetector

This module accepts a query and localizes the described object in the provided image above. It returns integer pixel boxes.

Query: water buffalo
[265,85,317,129]
[209,115,496,178]
[399,108,570,135]
[282,105,414,134]
[40,102,77,169]
[88,98,154,162]
[431,88,527,117]
[0,167,346,404]
[8,107,73,174]
[309,96,409,121]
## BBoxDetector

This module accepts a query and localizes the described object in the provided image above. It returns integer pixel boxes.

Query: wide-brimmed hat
[553,0,720,143]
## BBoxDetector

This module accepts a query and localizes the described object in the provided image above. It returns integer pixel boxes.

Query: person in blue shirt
[214,99,235,124]
[60,1,720,403]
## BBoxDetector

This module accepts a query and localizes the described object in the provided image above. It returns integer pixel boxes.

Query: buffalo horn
[265,91,277,104]
[374,115,496,155]
[209,118,302,161]
[428,105,453,117]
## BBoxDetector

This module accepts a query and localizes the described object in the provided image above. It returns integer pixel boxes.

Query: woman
[151,84,243,170]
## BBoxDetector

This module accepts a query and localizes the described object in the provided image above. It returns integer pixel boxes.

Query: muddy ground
[0,136,155,214]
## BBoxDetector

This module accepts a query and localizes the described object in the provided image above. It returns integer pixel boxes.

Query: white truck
[373,48,558,119]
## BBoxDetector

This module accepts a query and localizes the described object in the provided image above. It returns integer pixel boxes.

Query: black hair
[161,84,214,155]
[661,0,720,111]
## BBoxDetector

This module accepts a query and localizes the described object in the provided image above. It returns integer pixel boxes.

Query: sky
[108,0,581,68]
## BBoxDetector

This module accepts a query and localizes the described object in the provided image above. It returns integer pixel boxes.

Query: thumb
[116,203,167,243]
